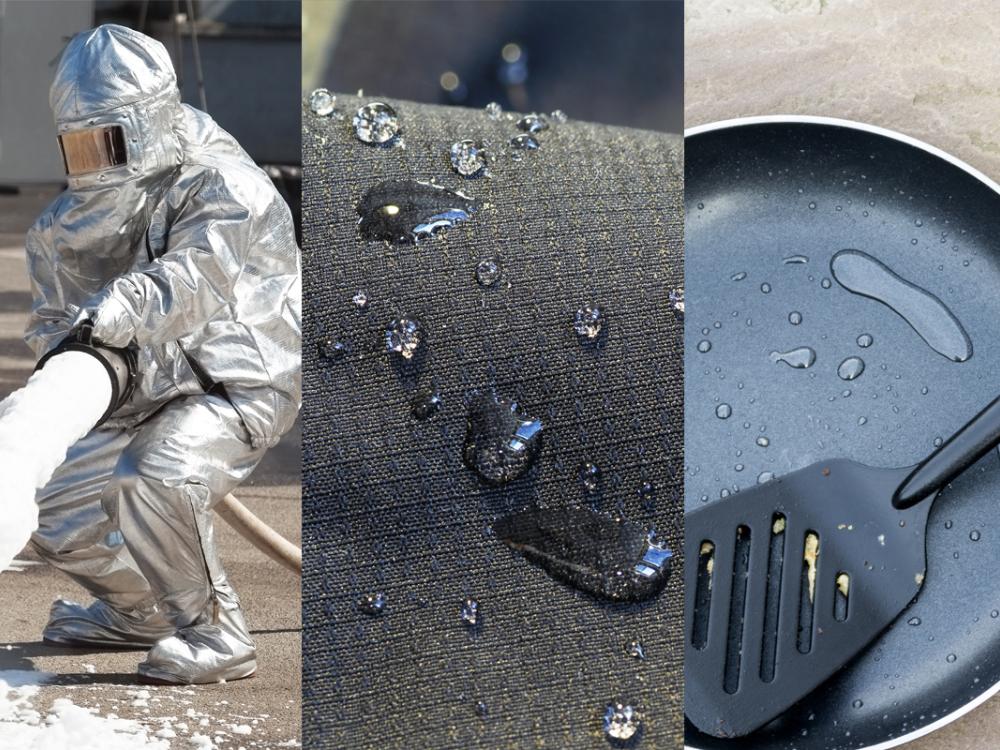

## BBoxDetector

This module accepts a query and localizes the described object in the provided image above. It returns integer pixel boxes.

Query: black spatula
[685,394,1000,738]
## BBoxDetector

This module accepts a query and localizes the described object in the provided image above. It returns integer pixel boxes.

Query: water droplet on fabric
[821,278,832,289]
[516,113,549,133]
[852,700,864,709]
[970,530,982,542]
[857,333,874,348]
[783,254,809,265]
[411,389,442,419]
[308,88,336,116]
[908,617,922,626]
[838,356,866,381]
[485,102,502,120]
[579,462,602,494]
[574,304,605,342]
[715,403,732,419]
[760,282,772,294]
[788,311,803,325]
[450,140,487,177]
[756,436,770,448]
[626,641,646,660]
[808,201,817,210]
[493,507,670,602]
[509,133,539,158]
[352,291,369,309]
[318,336,347,361]
[758,471,775,484]
[358,592,386,615]
[858,416,868,426]
[697,340,712,353]
[358,180,478,244]
[933,436,943,447]
[770,347,816,369]
[669,288,685,316]
[731,271,747,281]
[475,700,489,718]
[550,109,568,124]
[946,653,957,663]
[637,481,655,509]
[353,101,400,144]
[463,391,543,485]
[460,598,480,626]
[385,317,424,360]
[476,259,502,287]
[603,703,641,742]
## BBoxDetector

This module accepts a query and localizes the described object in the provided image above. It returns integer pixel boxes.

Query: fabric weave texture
[301,95,683,748]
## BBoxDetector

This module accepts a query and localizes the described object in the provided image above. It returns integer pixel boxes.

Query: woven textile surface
[301,95,684,749]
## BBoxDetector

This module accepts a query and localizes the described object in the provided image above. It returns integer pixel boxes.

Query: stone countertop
[686,0,1000,180]
[686,1,1000,747]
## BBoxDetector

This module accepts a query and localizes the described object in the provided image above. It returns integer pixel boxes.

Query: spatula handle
[893,394,1000,509]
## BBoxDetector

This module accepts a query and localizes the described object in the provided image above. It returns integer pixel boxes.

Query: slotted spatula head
[684,458,933,738]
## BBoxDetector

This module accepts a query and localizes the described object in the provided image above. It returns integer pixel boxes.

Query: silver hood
[25,25,300,447]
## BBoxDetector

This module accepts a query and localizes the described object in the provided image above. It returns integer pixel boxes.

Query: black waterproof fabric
[301,95,683,749]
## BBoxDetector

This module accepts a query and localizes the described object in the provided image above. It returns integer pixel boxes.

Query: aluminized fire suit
[24,25,300,684]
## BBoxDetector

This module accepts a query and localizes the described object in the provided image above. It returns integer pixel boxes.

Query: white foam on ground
[0,351,112,571]
[0,670,168,749]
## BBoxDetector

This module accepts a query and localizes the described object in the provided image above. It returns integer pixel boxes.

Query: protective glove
[72,283,140,348]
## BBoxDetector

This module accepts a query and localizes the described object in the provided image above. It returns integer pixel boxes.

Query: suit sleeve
[23,219,76,359]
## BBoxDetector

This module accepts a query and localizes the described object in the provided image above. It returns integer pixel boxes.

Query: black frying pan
[684,117,1000,750]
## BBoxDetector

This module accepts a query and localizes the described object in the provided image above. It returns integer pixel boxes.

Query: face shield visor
[57,125,128,176]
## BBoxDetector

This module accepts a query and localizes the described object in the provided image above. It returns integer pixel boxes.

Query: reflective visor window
[57,125,128,176]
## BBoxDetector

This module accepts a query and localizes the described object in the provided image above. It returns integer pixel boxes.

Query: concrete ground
[687,2,1000,746]
[0,185,301,748]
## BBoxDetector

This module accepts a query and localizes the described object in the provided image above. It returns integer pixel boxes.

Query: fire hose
[0,329,301,576]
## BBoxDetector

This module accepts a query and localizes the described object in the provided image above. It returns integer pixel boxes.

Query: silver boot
[43,598,174,649]
[137,604,257,685]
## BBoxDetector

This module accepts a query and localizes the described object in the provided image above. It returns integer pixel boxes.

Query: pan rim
[685,114,1000,197]
[683,115,1000,750]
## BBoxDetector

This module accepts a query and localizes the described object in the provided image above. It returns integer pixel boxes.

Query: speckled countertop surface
[686,0,1000,180]
[686,1,1000,747]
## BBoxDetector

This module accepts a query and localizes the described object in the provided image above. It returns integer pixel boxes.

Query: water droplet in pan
[838,356,866,381]
[353,101,400,144]
[463,392,543,485]
[358,180,478,244]
[770,347,816,369]
[831,249,972,362]
[493,506,671,602]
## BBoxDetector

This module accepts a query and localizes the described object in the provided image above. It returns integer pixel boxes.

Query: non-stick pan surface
[684,117,1000,750]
